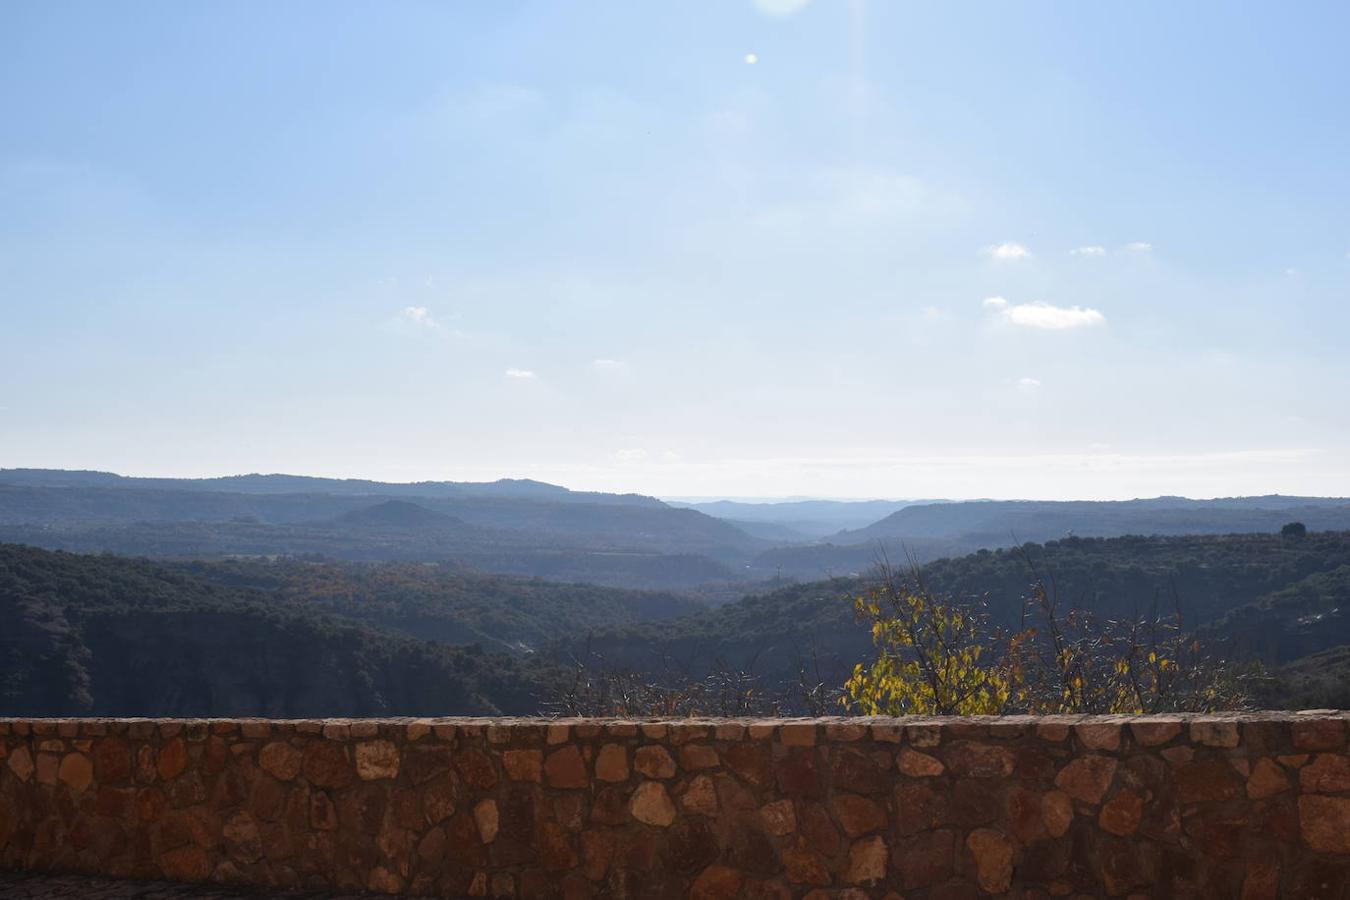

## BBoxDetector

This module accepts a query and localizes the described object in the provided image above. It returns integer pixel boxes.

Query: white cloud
[986,299,1106,330]
[504,368,536,380]
[1124,241,1153,252]
[1070,245,1106,257]
[984,241,1032,260]
[1017,377,1042,391]
[752,0,810,16]
[920,305,942,320]
[398,306,439,328]
[591,358,628,372]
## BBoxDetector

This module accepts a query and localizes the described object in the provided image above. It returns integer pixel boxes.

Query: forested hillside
[0,545,696,716]
[0,482,760,591]
[7,530,1350,716]
[565,531,1350,703]
[753,496,1350,579]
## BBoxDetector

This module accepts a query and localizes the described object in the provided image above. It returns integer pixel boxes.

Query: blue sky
[4,1,1349,499]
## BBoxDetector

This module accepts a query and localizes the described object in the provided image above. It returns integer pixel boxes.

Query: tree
[842,557,1253,716]
[842,563,1015,715]
[1281,522,1308,539]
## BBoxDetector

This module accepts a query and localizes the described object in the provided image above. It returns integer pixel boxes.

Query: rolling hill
[0,544,552,717]
[0,470,768,591]
[0,542,710,716]
[751,496,1350,580]
[561,530,1350,703]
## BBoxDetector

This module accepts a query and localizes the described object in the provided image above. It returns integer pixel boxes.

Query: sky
[4,1,1350,500]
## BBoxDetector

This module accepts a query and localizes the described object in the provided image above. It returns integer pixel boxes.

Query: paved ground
[0,873,420,899]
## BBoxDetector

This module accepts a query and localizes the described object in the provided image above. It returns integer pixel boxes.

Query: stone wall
[2,713,1349,898]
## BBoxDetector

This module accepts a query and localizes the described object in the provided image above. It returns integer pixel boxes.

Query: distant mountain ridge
[0,470,768,592]
[10,469,1350,595]
[836,495,1350,543]
[0,468,660,506]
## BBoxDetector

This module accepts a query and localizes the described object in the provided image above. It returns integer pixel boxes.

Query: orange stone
[594,744,629,782]
[760,798,796,835]
[634,745,676,779]
[1006,786,1044,843]
[831,793,886,838]
[778,723,817,747]
[847,835,888,885]
[454,748,498,790]
[473,799,499,844]
[1175,758,1239,803]
[1098,789,1143,836]
[157,737,188,781]
[1299,795,1350,853]
[896,749,944,777]
[1190,721,1240,748]
[1054,755,1118,804]
[1300,754,1350,793]
[1042,790,1074,838]
[1161,745,1195,766]
[222,810,262,864]
[258,742,302,781]
[302,741,353,789]
[679,744,719,770]
[781,837,830,885]
[1246,758,1291,799]
[502,749,543,782]
[1129,720,1182,747]
[826,722,868,742]
[93,738,132,781]
[629,781,676,826]
[57,752,93,793]
[350,739,397,781]
[679,774,718,816]
[368,866,405,894]
[545,745,589,789]
[1036,723,1071,742]
[1074,723,1121,751]
[944,741,1014,778]
[691,864,744,899]
[423,780,457,825]
[966,828,1014,894]
[1292,719,1345,751]
[7,746,34,782]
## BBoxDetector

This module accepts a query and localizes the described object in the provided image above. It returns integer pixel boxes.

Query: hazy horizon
[6,2,1350,499]
[6,464,1349,506]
